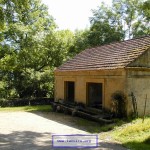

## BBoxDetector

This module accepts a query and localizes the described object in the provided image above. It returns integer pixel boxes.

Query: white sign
[52,134,98,148]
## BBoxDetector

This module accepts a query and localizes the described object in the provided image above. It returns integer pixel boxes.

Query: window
[87,83,102,109]
[64,81,75,102]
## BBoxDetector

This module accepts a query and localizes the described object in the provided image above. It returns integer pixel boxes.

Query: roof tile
[57,36,150,71]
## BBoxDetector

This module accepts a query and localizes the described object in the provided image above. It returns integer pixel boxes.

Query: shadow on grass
[23,105,52,112]
[123,137,150,150]
[0,105,52,112]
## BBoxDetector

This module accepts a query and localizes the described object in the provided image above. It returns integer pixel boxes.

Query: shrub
[111,91,127,118]
[144,136,150,144]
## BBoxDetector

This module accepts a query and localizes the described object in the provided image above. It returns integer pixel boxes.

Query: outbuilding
[54,36,150,116]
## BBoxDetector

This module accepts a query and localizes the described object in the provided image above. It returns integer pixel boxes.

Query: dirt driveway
[0,111,127,150]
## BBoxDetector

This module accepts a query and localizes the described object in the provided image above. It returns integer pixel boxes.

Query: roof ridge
[90,35,150,49]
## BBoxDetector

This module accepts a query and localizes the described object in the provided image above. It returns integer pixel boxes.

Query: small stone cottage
[54,36,150,116]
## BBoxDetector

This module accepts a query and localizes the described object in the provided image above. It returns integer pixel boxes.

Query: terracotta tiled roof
[57,36,150,71]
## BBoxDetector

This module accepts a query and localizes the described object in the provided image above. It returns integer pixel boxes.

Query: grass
[74,116,128,133]
[75,118,103,133]
[101,117,150,150]
[0,105,52,112]
[73,117,126,133]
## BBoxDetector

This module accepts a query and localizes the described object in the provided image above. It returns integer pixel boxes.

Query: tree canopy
[0,0,149,99]
[0,0,56,98]
[68,0,149,57]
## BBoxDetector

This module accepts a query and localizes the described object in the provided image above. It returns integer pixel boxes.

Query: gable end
[127,47,150,68]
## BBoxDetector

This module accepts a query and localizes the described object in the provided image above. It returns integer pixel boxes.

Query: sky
[42,0,112,31]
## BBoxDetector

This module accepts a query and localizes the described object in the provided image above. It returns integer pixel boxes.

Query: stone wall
[126,69,150,116]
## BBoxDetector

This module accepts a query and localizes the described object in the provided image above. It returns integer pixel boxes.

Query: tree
[42,30,75,66]
[87,21,124,47]
[89,0,149,42]
[0,0,56,98]
[68,29,90,57]
[88,2,125,47]
[142,0,150,21]
[112,0,149,38]
[132,0,150,37]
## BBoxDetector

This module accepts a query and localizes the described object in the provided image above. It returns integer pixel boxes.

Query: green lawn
[74,118,126,133]
[101,117,150,150]
[0,105,52,112]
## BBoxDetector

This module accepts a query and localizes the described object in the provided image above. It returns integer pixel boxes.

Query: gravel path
[0,112,127,150]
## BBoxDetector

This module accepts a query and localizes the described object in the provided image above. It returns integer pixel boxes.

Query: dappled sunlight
[0,131,127,150]
[0,131,52,150]
[0,111,128,149]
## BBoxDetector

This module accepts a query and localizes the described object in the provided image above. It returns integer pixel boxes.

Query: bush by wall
[111,91,127,118]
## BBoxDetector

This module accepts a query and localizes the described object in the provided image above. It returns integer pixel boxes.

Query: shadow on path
[0,131,127,150]
[31,111,102,133]
[0,131,51,150]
